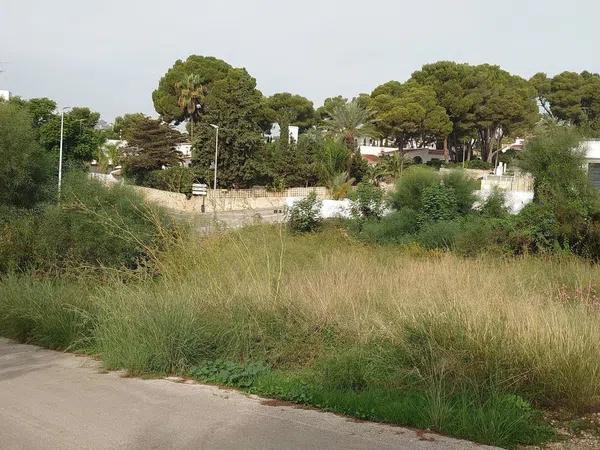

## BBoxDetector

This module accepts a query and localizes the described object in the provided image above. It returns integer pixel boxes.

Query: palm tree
[176,74,206,141]
[324,99,375,150]
[377,152,412,180]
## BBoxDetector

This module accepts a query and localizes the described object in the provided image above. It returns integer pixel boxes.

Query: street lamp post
[58,106,72,199]
[210,124,219,190]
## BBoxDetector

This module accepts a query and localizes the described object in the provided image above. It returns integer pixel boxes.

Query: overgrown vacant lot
[1,225,600,448]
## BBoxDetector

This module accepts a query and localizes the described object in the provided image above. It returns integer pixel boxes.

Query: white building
[0,90,10,101]
[265,123,299,144]
[358,138,443,165]
[584,140,600,188]
[176,142,193,167]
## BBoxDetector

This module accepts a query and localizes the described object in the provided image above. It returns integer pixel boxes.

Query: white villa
[265,123,299,144]
[358,138,445,165]
[584,140,600,188]
[0,90,10,101]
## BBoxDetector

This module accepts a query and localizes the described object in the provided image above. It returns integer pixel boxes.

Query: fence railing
[481,175,534,192]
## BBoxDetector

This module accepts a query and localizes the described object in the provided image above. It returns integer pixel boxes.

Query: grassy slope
[2,225,600,448]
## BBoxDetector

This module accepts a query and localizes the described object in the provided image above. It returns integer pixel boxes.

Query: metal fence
[209,186,329,199]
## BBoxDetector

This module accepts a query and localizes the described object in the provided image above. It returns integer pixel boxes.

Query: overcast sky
[1,0,599,122]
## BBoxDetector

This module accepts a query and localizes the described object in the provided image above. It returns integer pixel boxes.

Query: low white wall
[475,190,533,214]
[285,198,352,219]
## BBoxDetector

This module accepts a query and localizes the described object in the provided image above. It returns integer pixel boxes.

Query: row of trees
[6,55,599,192]
[148,56,600,189]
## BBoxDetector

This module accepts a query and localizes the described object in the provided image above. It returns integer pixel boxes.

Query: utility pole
[58,106,72,199]
[210,124,219,190]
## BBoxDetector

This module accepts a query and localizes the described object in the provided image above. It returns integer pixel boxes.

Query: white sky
[1,0,599,121]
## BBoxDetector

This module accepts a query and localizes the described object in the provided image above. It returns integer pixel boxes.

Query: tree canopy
[530,71,600,132]
[0,102,53,208]
[191,68,266,188]
[152,55,233,124]
[264,92,316,132]
[121,116,184,184]
[38,107,105,163]
[370,81,452,149]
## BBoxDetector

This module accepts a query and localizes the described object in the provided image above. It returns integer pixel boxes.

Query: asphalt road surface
[0,338,497,450]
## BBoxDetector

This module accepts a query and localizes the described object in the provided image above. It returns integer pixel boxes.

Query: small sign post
[192,183,208,213]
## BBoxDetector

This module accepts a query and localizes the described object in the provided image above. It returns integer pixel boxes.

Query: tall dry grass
[2,223,599,446]
[94,225,600,411]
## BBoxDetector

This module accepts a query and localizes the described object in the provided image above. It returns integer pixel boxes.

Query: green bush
[418,183,458,225]
[359,208,419,244]
[465,159,492,170]
[349,182,385,220]
[415,220,462,250]
[389,166,439,211]
[288,192,322,233]
[0,172,175,273]
[441,170,479,214]
[477,190,510,218]
[504,203,559,254]
[0,101,53,208]
[454,216,505,257]
[425,159,444,170]
[144,166,205,196]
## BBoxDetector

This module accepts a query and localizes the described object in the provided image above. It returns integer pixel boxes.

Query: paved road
[0,338,496,450]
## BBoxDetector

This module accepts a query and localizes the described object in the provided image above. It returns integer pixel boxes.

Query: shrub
[465,159,492,170]
[454,216,505,257]
[288,192,322,233]
[349,182,385,220]
[389,166,439,211]
[415,220,462,250]
[0,172,175,273]
[0,102,53,208]
[425,159,444,170]
[441,170,479,214]
[504,203,559,254]
[359,208,419,244]
[144,166,204,196]
[477,189,510,218]
[418,183,458,226]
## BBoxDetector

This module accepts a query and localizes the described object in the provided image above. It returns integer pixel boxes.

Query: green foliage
[264,92,316,132]
[504,203,560,254]
[113,113,148,139]
[518,125,600,256]
[389,166,439,211]
[415,220,461,250]
[9,96,57,130]
[191,360,269,388]
[0,102,54,208]
[370,81,452,149]
[152,55,232,124]
[121,116,184,185]
[192,68,266,188]
[376,152,412,181]
[359,209,419,244]
[465,159,492,170]
[411,62,538,162]
[478,190,509,218]
[38,107,105,163]
[323,99,373,149]
[144,167,204,196]
[531,71,600,129]
[0,173,173,273]
[288,192,322,233]
[418,183,458,225]
[316,95,347,122]
[442,170,479,215]
[349,182,385,220]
